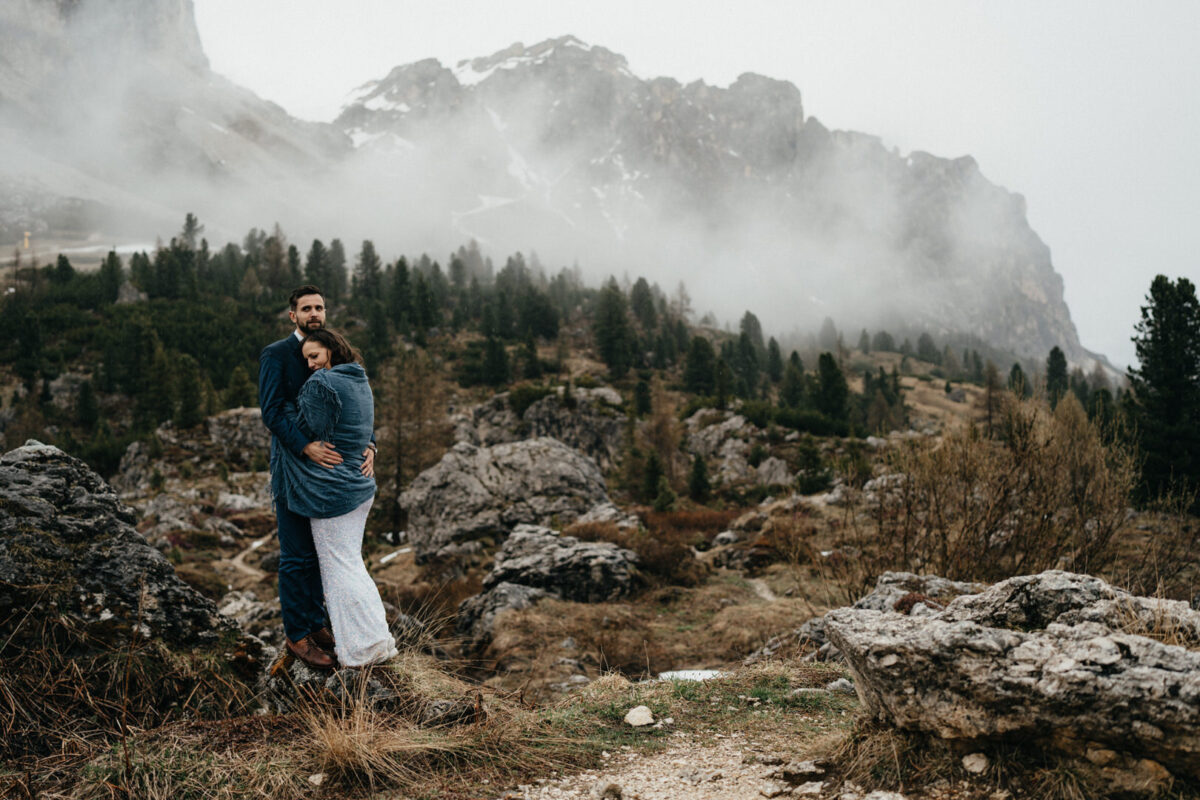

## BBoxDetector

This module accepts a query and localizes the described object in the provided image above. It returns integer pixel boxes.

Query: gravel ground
[511,732,788,799]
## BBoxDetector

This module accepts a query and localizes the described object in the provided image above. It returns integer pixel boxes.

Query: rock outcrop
[400,437,610,560]
[746,572,984,664]
[0,442,258,651]
[456,525,638,655]
[0,442,267,757]
[824,571,1200,792]
[112,409,274,544]
[483,524,639,603]
[456,581,548,655]
[453,387,627,470]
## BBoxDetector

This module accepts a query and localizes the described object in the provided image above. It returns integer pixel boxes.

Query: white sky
[194,0,1200,368]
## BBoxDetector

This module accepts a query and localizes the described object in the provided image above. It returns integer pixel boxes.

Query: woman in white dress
[280,328,397,668]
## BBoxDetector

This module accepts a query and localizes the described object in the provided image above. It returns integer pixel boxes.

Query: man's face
[289,294,325,333]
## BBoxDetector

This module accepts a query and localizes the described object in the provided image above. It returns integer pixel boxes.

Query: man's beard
[302,320,324,332]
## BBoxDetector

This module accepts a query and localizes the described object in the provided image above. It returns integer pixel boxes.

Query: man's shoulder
[261,335,298,359]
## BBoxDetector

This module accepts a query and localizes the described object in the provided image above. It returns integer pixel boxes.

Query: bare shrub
[838,395,1137,584]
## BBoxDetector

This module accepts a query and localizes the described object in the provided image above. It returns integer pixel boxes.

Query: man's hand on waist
[303,441,343,468]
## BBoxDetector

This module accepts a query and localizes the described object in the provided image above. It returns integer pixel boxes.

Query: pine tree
[633,379,652,417]
[872,330,895,352]
[1045,346,1069,409]
[522,333,542,379]
[858,329,870,354]
[179,213,204,250]
[688,454,710,501]
[641,451,664,504]
[917,332,940,364]
[1008,363,1031,397]
[766,337,784,383]
[76,379,99,428]
[99,251,123,304]
[684,336,717,395]
[174,354,205,429]
[815,352,848,420]
[224,365,256,407]
[354,240,383,303]
[305,239,329,288]
[653,475,677,512]
[1126,275,1200,502]
[327,239,348,304]
[714,358,733,410]
[781,358,805,408]
[630,277,657,330]
[482,335,509,386]
[593,277,634,377]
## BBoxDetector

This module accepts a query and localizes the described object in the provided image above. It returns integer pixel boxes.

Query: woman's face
[302,341,332,371]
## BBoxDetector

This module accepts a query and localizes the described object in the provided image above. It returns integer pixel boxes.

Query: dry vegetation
[20,652,854,800]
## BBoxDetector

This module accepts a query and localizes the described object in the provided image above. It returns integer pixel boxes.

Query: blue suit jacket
[259,333,312,498]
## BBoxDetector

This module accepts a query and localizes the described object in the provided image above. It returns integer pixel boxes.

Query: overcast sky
[194,0,1199,368]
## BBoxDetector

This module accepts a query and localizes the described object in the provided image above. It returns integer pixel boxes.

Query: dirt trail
[747,577,778,603]
[516,730,802,800]
[224,533,271,582]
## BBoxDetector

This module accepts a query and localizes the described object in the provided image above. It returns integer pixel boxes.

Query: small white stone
[307,773,326,786]
[962,752,989,774]
[623,705,655,726]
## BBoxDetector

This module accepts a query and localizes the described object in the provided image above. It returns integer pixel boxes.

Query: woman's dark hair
[302,328,362,367]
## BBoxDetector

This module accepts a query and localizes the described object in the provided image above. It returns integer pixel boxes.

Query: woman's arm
[297,373,342,444]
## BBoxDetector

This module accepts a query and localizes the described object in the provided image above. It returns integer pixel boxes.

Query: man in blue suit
[259,284,376,669]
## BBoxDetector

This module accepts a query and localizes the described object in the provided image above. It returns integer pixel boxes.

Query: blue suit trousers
[275,496,328,642]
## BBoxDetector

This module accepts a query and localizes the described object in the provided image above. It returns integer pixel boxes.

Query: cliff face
[0,0,347,241]
[1,8,1086,361]
[336,36,1082,360]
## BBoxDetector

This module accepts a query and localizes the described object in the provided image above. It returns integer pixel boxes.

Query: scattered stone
[759,781,793,797]
[961,753,989,774]
[623,705,654,726]
[825,678,856,694]
[589,780,622,799]
[678,767,723,784]
[713,530,739,546]
[794,781,825,796]
[307,773,326,786]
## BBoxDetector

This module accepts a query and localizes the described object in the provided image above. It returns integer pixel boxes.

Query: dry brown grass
[824,719,1200,800]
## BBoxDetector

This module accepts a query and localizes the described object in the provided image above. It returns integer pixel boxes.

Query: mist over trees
[2,213,1188,526]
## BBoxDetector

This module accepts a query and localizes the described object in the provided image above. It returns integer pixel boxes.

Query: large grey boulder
[400,437,610,560]
[483,524,639,602]
[0,442,268,758]
[825,570,1200,790]
[0,442,257,651]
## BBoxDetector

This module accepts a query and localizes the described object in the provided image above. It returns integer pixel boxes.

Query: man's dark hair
[303,328,362,367]
[289,285,324,309]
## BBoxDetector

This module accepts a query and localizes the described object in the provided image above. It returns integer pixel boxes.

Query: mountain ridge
[0,5,1096,365]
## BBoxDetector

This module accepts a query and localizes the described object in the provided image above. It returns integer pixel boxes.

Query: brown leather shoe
[310,627,336,653]
[286,635,336,670]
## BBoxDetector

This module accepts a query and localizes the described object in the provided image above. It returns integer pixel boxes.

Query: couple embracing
[258,285,397,671]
